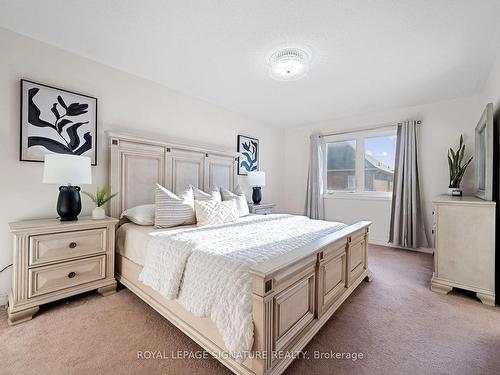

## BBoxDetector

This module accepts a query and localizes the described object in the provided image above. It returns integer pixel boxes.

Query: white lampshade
[247,171,266,187]
[43,154,92,185]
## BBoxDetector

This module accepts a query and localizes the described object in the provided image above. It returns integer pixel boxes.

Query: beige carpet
[1,245,499,375]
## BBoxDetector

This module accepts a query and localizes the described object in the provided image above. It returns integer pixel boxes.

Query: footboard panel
[274,268,315,352]
[317,242,348,317]
[347,231,368,284]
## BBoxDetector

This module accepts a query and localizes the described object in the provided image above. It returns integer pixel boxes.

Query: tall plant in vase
[447,135,473,196]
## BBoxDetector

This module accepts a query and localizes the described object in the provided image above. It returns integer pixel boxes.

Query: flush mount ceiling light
[268,46,312,81]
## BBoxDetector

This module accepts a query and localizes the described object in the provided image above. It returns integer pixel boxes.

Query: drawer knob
[68,271,76,278]
[69,242,77,249]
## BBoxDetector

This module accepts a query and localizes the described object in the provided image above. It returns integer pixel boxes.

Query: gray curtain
[305,134,324,219]
[389,120,428,248]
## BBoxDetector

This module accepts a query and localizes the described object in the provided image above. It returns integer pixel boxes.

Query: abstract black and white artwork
[237,135,259,175]
[20,79,97,165]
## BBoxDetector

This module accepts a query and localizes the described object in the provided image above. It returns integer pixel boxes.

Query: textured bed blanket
[139,214,346,358]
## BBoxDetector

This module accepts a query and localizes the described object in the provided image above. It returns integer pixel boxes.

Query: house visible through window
[326,140,356,191]
[325,128,397,195]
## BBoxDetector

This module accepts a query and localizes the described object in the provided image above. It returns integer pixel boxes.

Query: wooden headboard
[108,132,238,218]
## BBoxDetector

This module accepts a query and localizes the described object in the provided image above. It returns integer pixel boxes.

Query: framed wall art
[20,79,98,165]
[237,135,259,175]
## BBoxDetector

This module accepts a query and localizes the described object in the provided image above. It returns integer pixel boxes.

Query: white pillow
[154,184,196,228]
[120,204,155,225]
[194,200,238,227]
[191,185,222,202]
[220,186,250,217]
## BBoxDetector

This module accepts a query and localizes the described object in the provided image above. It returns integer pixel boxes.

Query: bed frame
[109,132,372,375]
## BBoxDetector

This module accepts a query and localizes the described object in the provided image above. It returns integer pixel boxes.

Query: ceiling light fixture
[268,46,312,81]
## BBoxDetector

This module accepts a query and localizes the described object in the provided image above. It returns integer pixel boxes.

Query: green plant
[82,185,118,207]
[448,135,473,188]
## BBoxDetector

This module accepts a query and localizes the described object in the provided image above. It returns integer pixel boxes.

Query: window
[324,128,397,196]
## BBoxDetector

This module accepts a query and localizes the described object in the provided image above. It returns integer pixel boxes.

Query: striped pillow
[154,184,196,228]
[191,185,222,202]
[194,200,239,227]
[220,186,250,217]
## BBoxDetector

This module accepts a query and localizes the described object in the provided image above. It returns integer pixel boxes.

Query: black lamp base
[57,185,82,221]
[252,186,262,205]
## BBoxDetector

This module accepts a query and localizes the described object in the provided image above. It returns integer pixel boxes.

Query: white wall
[480,51,500,112]
[282,95,483,246]
[0,28,285,303]
[324,196,393,245]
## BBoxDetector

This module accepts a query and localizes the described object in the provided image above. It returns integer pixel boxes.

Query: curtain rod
[319,120,421,138]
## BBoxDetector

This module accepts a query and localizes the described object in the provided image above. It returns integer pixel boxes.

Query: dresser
[7,217,118,325]
[248,203,276,215]
[431,195,496,306]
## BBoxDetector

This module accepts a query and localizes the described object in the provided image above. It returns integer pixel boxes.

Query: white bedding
[116,222,197,266]
[138,214,347,359]
[116,216,260,265]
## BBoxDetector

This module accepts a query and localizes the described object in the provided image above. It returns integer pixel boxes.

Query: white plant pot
[92,206,106,220]
[448,187,462,196]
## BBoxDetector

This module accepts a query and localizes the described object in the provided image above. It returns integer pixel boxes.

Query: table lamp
[247,171,266,205]
[43,154,92,221]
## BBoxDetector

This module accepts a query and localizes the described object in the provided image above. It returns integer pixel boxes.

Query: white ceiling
[1,0,500,127]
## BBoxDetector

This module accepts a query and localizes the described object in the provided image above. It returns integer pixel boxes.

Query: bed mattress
[116,215,261,265]
[116,222,195,266]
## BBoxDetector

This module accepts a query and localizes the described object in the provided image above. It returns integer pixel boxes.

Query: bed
[109,132,372,375]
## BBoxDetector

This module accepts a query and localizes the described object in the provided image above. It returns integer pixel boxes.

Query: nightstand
[7,216,118,325]
[248,203,276,215]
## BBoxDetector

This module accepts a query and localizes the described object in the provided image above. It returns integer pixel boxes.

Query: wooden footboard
[250,221,371,375]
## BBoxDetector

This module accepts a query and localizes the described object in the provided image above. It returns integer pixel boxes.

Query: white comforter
[139,214,346,359]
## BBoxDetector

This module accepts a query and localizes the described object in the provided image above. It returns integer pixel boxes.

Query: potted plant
[83,185,118,219]
[447,135,473,196]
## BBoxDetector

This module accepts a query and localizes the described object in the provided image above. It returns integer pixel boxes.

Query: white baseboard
[369,239,433,254]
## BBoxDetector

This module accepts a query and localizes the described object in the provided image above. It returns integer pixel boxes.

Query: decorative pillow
[191,185,222,202]
[120,204,155,225]
[154,184,196,228]
[194,200,239,227]
[220,186,250,217]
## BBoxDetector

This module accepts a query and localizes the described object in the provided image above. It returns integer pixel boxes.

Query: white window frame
[322,127,397,200]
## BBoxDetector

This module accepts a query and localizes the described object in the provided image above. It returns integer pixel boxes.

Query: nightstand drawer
[29,228,107,266]
[248,203,275,215]
[28,255,106,298]
[254,207,273,215]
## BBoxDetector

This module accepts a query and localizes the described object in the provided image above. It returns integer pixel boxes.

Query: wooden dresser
[431,195,496,306]
[7,216,118,325]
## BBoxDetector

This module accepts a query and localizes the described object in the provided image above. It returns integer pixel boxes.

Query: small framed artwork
[474,103,494,200]
[237,135,259,175]
[20,79,98,165]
